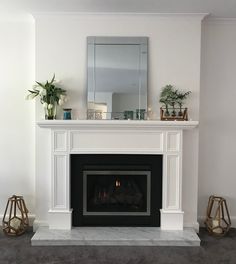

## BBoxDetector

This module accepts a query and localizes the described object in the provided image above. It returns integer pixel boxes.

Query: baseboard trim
[184,222,200,233]
[33,220,49,232]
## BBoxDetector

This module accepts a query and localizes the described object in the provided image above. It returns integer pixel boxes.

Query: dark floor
[0,228,236,264]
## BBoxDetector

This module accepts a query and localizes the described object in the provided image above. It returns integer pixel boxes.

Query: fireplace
[71,154,162,226]
[36,120,198,230]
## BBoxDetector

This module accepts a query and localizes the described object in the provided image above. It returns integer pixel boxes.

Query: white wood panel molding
[166,155,180,210]
[52,155,67,209]
[48,210,72,230]
[166,131,181,152]
[39,120,196,230]
[53,131,68,152]
[160,209,184,230]
[70,130,164,152]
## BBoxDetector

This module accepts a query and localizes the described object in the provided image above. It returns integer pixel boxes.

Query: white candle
[10,218,21,230]
[212,219,222,234]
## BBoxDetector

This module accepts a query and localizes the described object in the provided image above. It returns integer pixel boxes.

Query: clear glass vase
[45,103,57,120]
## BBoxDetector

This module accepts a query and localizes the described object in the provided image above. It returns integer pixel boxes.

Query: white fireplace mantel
[37,120,198,130]
[37,120,198,230]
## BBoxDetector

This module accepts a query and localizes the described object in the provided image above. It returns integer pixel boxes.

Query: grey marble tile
[31,227,200,247]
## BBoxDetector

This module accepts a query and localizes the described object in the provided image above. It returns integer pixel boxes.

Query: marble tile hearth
[31,227,200,247]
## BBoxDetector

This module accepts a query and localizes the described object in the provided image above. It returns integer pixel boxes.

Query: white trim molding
[37,120,198,230]
[37,120,198,130]
[32,12,208,21]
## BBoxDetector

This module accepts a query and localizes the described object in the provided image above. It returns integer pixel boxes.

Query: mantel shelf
[37,119,198,130]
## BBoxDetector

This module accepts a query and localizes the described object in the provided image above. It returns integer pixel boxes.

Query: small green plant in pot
[169,90,179,117]
[26,74,67,119]
[176,90,191,117]
[159,84,191,120]
[159,85,175,116]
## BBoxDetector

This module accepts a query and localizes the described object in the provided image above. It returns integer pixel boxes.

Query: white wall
[2,12,236,230]
[1,12,236,230]
[34,13,203,228]
[199,19,236,226]
[0,14,35,220]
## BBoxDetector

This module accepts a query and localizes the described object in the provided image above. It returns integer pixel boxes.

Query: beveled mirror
[87,36,148,120]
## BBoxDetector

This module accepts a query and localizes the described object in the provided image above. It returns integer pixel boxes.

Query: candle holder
[2,195,29,236]
[205,195,231,236]
[160,107,188,121]
[63,108,72,120]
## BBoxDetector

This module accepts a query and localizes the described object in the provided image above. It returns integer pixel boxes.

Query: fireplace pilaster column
[160,130,184,230]
[48,130,72,230]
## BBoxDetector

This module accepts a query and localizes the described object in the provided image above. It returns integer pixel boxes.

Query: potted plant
[176,90,191,116]
[159,84,191,120]
[26,74,67,119]
[169,90,179,117]
[159,85,175,116]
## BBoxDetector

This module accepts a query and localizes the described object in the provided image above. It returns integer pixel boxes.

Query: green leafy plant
[176,90,191,116]
[26,74,67,119]
[159,85,191,117]
[159,85,175,116]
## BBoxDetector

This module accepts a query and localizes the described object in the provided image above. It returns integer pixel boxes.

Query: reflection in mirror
[87,37,148,120]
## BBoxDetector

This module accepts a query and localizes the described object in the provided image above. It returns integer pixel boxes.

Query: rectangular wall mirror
[87,36,148,120]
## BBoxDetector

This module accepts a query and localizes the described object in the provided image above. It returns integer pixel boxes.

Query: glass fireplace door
[83,171,151,216]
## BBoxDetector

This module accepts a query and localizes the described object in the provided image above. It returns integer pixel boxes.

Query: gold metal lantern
[2,195,29,236]
[205,195,231,236]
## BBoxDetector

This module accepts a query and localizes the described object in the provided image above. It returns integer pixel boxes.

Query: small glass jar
[124,111,134,120]
[63,108,72,120]
[136,109,146,120]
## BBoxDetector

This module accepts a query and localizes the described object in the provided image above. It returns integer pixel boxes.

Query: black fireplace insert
[71,154,162,226]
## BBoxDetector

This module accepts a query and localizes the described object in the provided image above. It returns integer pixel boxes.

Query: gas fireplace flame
[115,180,121,187]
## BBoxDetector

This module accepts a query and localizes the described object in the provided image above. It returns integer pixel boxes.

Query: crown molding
[204,16,236,24]
[32,12,208,21]
[0,12,34,22]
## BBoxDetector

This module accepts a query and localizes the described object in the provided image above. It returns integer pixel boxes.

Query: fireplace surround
[37,119,198,230]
